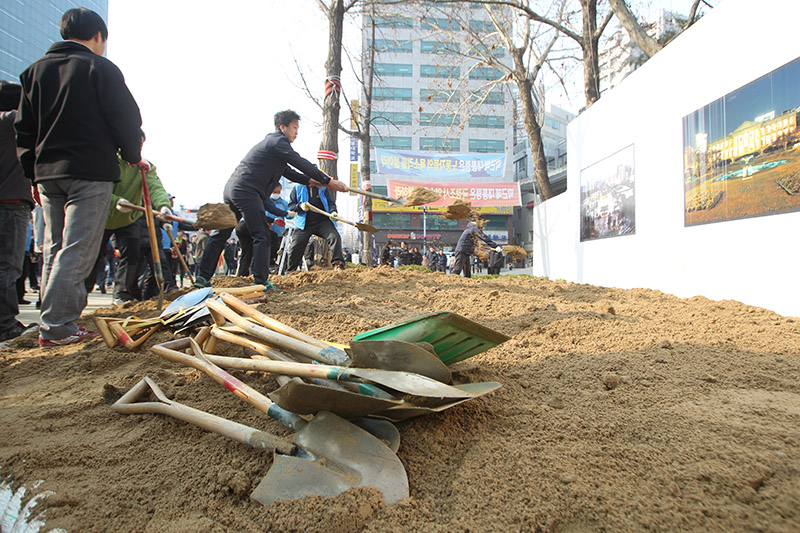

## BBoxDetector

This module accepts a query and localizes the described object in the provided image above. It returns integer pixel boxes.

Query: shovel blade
[376,381,502,421]
[355,223,379,233]
[348,340,451,384]
[252,412,408,505]
[268,377,402,418]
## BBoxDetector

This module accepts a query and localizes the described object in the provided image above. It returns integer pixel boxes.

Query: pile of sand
[1,268,798,531]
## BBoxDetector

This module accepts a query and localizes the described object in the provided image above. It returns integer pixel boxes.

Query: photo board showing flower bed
[579,144,636,242]
[682,56,800,226]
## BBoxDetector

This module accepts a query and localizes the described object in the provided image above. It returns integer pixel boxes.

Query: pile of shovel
[111,292,509,506]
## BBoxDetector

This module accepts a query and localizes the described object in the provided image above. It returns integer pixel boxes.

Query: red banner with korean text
[387,179,522,207]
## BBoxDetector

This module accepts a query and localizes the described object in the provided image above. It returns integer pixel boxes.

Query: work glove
[285,211,296,219]
[116,198,133,213]
[136,160,150,173]
[495,246,503,253]
[160,206,173,217]
[330,211,339,220]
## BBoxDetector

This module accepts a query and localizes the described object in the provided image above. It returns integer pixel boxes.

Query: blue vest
[294,185,330,230]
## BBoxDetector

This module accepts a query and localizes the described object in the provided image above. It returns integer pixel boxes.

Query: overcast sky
[106,0,715,212]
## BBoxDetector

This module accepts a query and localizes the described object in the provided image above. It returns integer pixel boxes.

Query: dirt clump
[444,199,473,220]
[0,268,798,532]
[195,202,238,230]
[404,187,441,206]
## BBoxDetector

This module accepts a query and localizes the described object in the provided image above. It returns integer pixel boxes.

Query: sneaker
[18,299,31,305]
[39,329,98,348]
[193,276,212,288]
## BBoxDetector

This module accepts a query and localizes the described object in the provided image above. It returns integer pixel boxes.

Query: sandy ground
[1,267,798,532]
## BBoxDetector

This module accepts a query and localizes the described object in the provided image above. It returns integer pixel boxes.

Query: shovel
[339,184,441,207]
[156,336,401,450]
[299,202,377,233]
[139,167,164,310]
[374,381,503,421]
[116,200,237,230]
[112,376,408,505]
[217,293,451,382]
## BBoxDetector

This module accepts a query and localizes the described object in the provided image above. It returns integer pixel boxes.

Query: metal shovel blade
[253,411,408,505]
[375,381,502,421]
[268,377,402,418]
[347,340,452,384]
[355,222,379,233]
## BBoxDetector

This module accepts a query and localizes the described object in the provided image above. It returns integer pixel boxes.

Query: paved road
[17,290,114,329]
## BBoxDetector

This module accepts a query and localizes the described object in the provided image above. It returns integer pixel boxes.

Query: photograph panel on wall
[682,56,800,226]
[579,144,635,242]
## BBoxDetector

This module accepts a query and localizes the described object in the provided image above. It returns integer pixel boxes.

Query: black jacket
[15,41,142,183]
[455,222,498,255]
[228,131,330,200]
[0,110,33,205]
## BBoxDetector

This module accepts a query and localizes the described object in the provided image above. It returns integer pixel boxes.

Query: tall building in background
[599,9,682,94]
[362,3,516,254]
[511,104,575,259]
[0,0,108,82]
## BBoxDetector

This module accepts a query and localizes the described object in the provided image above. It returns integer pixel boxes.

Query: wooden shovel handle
[300,202,360,229]
[218,293,328,349]
[151,340,306,432]
[117,200,190,225]
[111,376,293,454]
[206,299,349,365]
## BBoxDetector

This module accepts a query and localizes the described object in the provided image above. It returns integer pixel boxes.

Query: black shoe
[0,322,35,342]
[35,299,41,309]
[98,284,106,294]
[18,299,31,305]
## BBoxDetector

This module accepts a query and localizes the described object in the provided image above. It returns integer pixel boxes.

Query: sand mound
[1,269,798,531]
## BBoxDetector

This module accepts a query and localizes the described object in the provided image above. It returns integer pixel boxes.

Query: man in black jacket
[453,218,500,278]
[15,8,143,347]
[195,109,348,288]
[0,82,35,343]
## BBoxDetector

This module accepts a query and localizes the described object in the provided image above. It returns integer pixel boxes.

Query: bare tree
[417,1,563,198]
[315,0,360,178]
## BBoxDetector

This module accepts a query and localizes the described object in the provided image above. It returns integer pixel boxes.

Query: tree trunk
[319,0,346,178]
[513,46,552,200]
[581,0,601,107]
[607,0,662,58]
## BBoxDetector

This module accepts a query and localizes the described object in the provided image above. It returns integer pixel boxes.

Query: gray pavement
[17,290,114,329]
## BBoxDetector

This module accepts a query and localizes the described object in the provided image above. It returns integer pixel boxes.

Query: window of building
[469,44,506,57]
[482,215,507,230]
[469,90,505,104]
[373,87,413,101]
[469,139,505,153]
[545,117,561,130]
[420,113,458,126]
[373,16,413,28]
[426,217,460,230]
[514,157,527,179]
[373,212,413,229]
[469,115,505,129]
[419,137,460,152]
[371,111,413,125]
[372,136,412,150]
[469,66,503,80]
[371,39,413,53]
[469,20,495,33]
[421,17,461,31]
[375,63,413,77]
[369,160,377,173]
[421,41,460,54]
[420,89,459,102]
[420,64,460,78]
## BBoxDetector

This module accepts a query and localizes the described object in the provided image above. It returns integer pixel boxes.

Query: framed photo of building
[579,145,636,242]
[682,56,800,226]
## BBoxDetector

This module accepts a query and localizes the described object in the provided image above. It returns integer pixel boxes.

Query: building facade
[1,0,109,82]
[361,3,516,254]
[511,104,575,260]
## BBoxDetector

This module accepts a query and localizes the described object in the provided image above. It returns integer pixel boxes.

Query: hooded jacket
[15,41,142,183]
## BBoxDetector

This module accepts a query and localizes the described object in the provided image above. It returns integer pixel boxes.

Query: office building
[362,3,516,253]
[1,0,108,82]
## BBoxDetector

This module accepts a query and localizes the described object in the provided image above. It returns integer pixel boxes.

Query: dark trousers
[87,223,141,302]
[0,206,29,332]
[452,251,472,278]
[199,184,271,283]
[287,219,343,271]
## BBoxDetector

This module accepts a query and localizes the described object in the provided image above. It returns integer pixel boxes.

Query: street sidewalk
[17,290,114,329]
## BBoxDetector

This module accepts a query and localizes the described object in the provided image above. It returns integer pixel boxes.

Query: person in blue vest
[286,183,345,271]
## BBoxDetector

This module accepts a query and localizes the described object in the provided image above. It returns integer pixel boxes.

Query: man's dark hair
[274,110,301,129]
[0,81,22,112]
[60,8,108,42]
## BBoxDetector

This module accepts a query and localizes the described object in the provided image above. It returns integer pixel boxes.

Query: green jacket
[106,155,171,230]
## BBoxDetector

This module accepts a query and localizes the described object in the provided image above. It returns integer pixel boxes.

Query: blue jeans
[38,179,113,339]
[0,204,31,333]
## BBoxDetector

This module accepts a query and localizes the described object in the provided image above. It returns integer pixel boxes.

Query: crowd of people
[0,8,348,347]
